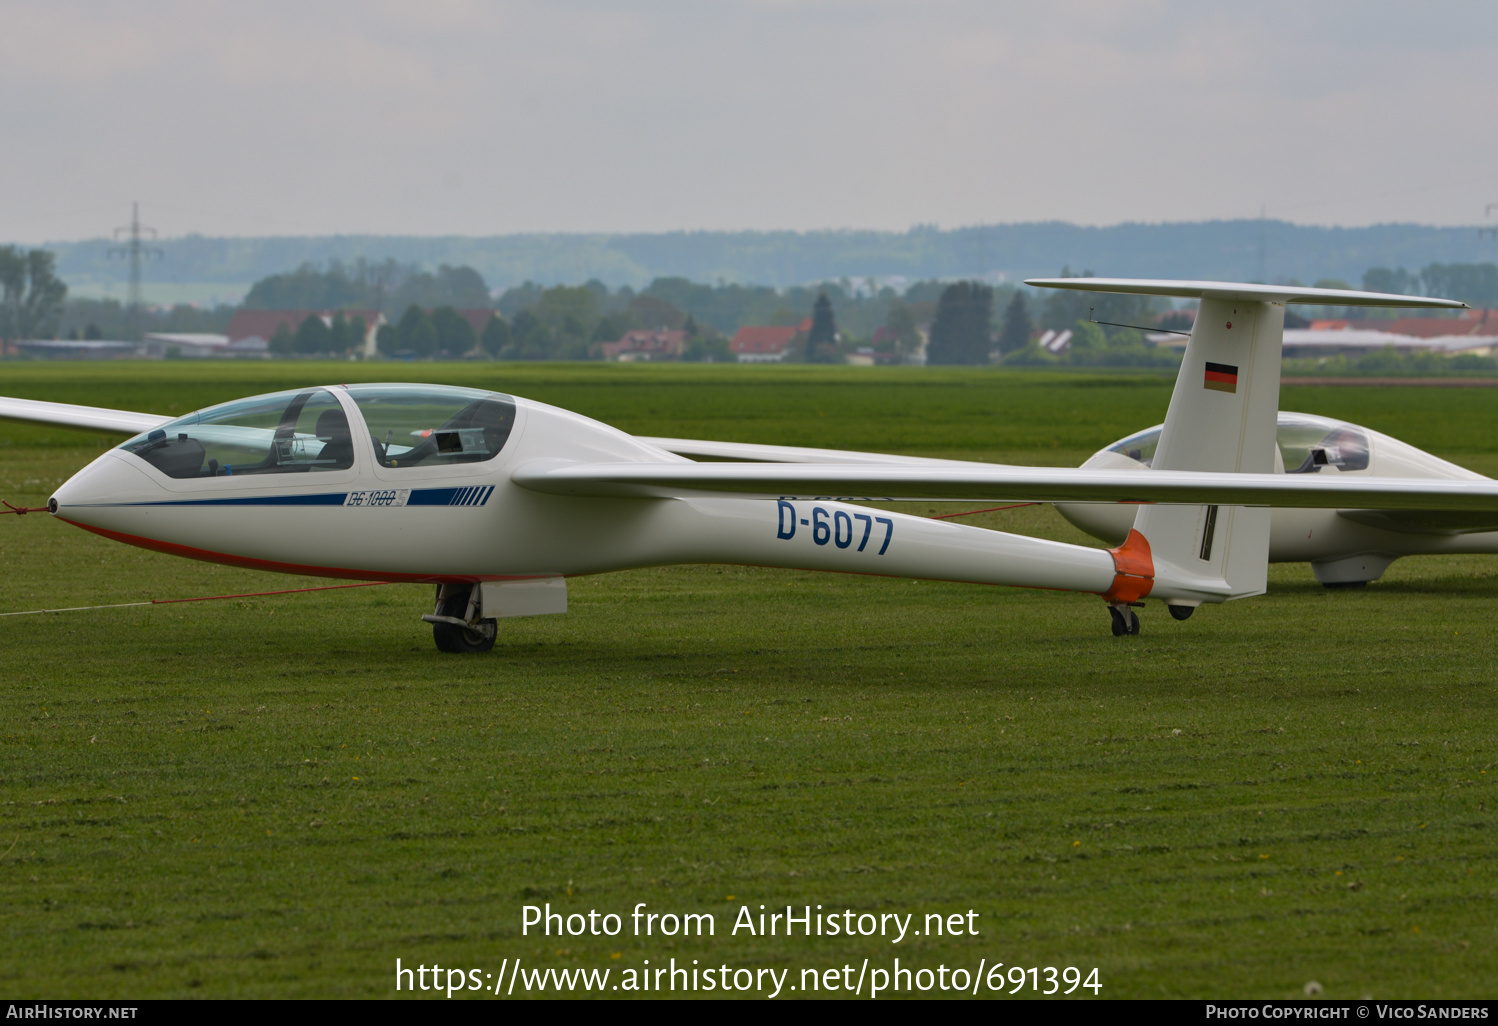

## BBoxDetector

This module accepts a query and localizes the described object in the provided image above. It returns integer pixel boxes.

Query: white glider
[1056,412,1498,589]
[0,279,1482,649]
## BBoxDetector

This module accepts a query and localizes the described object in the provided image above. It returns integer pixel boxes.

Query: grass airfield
[0,362,1495,999]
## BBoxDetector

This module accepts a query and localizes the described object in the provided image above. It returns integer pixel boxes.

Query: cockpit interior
[117,384,517,480]
[1106,412,1371,475]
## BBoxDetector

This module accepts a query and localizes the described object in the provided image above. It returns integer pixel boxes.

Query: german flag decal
[1204,361,1239,393]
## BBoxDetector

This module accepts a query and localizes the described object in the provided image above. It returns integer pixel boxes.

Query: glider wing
[0,396,170,435]
[513,460,1498,511]
[637,436,997,467]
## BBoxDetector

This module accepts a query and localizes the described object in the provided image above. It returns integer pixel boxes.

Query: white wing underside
[1024,278,1470,309]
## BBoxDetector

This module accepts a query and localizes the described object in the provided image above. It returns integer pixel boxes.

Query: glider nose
[50,451,162,525]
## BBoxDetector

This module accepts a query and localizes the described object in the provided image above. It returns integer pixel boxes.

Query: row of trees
[288,274,1173,366]
[59,298,230,340]
[244,260,492,314]
[269,312,370,356]
[16,248,1498,363]
[240,262,956,347]
[922,272,1179,367]
[265,305,511,358]
[497,275,959,345]
[378,306,506,358]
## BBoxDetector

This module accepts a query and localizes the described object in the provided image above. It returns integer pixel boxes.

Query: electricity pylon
[109,202,162,340]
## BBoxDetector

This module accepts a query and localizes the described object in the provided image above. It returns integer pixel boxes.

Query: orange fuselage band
[1103,528,1154,603]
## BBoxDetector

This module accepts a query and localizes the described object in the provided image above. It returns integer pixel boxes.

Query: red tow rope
[929,502,1039,520]
[2,501,49,515]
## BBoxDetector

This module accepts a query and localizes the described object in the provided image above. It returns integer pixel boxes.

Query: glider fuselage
[52,391,1119,595]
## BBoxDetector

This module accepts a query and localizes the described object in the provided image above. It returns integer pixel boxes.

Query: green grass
[1,363,1495,999]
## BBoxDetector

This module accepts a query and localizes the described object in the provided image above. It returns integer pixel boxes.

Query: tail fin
[1135,297,1283,603]
[1025,278,1467,606]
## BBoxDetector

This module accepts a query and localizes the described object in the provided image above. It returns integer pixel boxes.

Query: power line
[108,202,162,340]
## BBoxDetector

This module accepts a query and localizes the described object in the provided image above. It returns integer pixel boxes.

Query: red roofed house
[455,309,501,341]
[226,309,386,356]
[601,329,687,362]
[1317,309,1498,338]
[729,319,810,363]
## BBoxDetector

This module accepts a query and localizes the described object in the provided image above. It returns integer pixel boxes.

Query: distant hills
[38,220,1498,298]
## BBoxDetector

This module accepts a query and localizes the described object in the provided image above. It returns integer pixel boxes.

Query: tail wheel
[432,587,497,653]
[1108,605,1140,636]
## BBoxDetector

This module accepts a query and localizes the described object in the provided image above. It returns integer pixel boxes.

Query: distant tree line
[926,269,1178,367]
[17,246,1498,369]
[244,260,492,314]
[58,298,233,341]
[375,306,506,359]
[269,312,370,356]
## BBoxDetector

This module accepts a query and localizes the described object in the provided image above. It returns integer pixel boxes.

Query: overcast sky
[4,0,1497,241]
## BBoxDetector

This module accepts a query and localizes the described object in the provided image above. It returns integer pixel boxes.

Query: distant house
[1312,309,1498,338]
[455,309,501,339]
[421,308,502,355]
[866,326,926,364]
[729,320,810,363]
[845,347,904,366]
[601,329,687,362]
[729,326,796,363]
[140,333,238,358]
[14,339,140,359]
[1285,330,1497,358]
[225,309,385,356]
[1148,327,1498,358]
[1036,328,1073,354]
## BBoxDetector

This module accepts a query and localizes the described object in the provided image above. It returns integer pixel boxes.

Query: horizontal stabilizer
[1023,277,1468,309]
[0,396,170,435]
[513,460,1498,511]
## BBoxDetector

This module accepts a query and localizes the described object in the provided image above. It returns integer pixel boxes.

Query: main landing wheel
[1108,605,1140,637]
[432,587,497,654]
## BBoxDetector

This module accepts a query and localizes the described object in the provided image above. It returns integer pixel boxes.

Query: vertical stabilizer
[1135,297,1283,603]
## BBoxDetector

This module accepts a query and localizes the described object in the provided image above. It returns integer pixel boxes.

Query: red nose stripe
[55,518,523,585]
